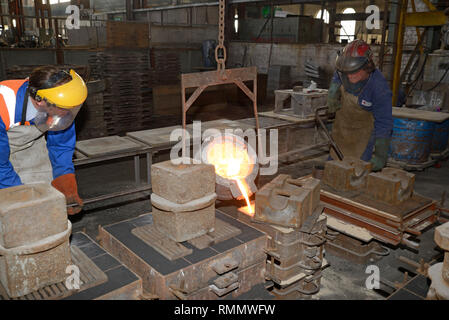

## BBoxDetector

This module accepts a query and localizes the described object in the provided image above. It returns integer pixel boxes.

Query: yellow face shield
[35,69,88,109]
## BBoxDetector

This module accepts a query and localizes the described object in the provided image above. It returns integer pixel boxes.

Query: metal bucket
[431,119,449,154]
[389,118,435,164]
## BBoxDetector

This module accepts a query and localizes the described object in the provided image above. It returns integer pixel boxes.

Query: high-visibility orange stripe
[0,80,27,93]
[0,79,27,130]
[0,95,10,130]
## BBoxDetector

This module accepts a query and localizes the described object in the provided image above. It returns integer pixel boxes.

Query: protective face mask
[33,105,81,132]
[338,71,369,96]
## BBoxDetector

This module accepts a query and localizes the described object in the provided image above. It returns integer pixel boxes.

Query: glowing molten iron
[206,139,254,215]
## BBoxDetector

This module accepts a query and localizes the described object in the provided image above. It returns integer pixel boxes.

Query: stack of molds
[0,183,72,298]
[254,175,327,297]
[151,159,216,242]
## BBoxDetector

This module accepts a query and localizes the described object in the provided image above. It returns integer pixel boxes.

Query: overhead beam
[404,11,447,27]
[335,12,385,21]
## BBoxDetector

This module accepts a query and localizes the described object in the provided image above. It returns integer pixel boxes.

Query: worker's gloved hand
[370,138,390,172]
[327,81,342,114]
[51,173,83,215]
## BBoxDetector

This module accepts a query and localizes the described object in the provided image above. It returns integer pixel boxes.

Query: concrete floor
[71,144,449,300]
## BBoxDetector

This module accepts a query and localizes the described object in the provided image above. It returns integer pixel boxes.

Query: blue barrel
[389,118,435,164]
[431,119,449,154]
[202,40,217,68]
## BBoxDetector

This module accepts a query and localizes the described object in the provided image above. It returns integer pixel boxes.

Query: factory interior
[0,0,449,305]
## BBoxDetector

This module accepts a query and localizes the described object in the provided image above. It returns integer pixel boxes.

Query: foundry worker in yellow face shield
[0,66,88,215]
[327,39,393,171]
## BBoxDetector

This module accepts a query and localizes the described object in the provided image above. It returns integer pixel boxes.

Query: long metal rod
[67,185,152,208]
[392,0,408,107]
[378,0,389,71]
[133,2,219,13]
[278,142,329,160]
[315,107,344,160]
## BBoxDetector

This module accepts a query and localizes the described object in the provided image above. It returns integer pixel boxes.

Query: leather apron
[330,87,374,160]
[7,125,53,184]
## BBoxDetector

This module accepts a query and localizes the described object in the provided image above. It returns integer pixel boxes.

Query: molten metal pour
[235,179,253,215]
[205,139,254,215]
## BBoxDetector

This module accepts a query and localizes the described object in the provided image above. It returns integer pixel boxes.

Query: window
[315,9,329,24]
[234,9,238,33]
[340,8,356,43]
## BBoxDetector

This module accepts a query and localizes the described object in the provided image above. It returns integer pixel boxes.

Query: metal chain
[215,0,227,74]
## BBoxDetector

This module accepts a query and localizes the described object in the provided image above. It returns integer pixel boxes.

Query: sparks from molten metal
[205,138,254,215]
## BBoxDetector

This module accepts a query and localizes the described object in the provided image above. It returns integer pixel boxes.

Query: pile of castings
[322,157,415,204]
[319,156,437,251]
[253,174,327,298]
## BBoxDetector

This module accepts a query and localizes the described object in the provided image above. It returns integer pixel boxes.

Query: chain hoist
[215,0,227,76]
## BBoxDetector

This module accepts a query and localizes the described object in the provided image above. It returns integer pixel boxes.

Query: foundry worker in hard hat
[327,39,393,171]
[0,66,87,215]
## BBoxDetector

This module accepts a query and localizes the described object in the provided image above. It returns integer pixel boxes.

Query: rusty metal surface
[182,67,258,89]
[0,183,71,298]
[254,174,321,229]
[98,211,267,300]
[132,225,193,261]
[322,157,372,192]
[321,185,435,221]
[216,205,327,298]
[168,261,265,300]
[0,183,67,249]
[321,187,437,248]
[181,68,260,143]
[324,231,390,264]
[151,160,216,205]
[180,5,260,154]
[0,241,71,298]
[271,271,323,299]
[178,0,260,203]
[215,172,259,201]
[152,205,215,243]
[188,218,241,250]
[273,89,328,119]
[366,168,415,205]
[0,245,108,300]
[264,208,326,287]
[151,159,216,242]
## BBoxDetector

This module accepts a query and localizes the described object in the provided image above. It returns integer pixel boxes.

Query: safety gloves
[327,81,342,114]
[51,173,83,215]
[370,138,390,172]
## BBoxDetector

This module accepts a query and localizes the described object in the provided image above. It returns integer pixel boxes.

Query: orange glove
[51,173,83,215]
